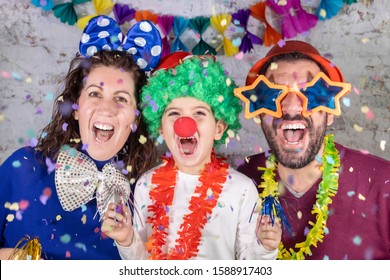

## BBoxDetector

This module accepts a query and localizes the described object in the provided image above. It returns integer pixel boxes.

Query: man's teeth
[281,123,306,130]
[94,123,114,131]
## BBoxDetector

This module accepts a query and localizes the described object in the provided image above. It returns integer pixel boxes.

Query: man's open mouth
[281,123,307,144]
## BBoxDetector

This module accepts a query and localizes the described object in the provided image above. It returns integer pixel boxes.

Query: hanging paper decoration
[135,10,158,23]
[266,0,318,39]
[250,2,282,47]
[31,0,358,58]
[189,16,216,55]
[210,13,239,57]
[32,0,54,11]
[232,9,263,53]
[317,0,344,20]
[113,3,135,25]
[53,0,88,25]
[171,16,190,53]
[157,15,175,57]
[76,0,114,30]
[343,0,358,3]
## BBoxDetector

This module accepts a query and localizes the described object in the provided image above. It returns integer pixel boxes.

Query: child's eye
[167,111,179,117]
[194,110,207,116]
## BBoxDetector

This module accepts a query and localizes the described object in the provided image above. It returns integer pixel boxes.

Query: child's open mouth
[178,136,198,156]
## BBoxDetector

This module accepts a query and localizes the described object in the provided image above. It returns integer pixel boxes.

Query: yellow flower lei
[258,134,340,260]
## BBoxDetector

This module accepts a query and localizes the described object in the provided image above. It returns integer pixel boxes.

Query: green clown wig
[140,52,242,147]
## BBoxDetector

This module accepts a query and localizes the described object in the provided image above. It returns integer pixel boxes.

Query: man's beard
[261,114,328,169]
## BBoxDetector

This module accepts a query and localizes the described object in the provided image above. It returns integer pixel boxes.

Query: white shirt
[117,164,278,260]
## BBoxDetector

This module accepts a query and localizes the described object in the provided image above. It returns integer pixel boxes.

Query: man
[234,40,390,260]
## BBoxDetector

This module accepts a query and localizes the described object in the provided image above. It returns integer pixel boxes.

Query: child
[0,16,161,259]
[102,52,281,260]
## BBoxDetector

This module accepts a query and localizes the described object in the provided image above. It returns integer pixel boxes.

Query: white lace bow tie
[55,149,130,221]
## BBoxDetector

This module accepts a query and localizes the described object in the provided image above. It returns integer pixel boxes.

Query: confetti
[60,234,71,244]
[227,129,235,138]
[380,140,386,151]
[361,38,370,43]
[319,9,326,19]
[19,200,29,211]
[225,77,232,87]
[353,124,363,132]
[218,95,224,102]
[352,235,362,246]
[6,214,15,222]
[349,167,354,172]
[12,160,21,168]
[235,52,244,60]
[270,62,278,71]
[81,214,87,224]
[347,191,355,197]
[56,215,62,221]
[138,135,147,144]
[11,71,22,81]
[358,193,366,201]
[361,105,369,113]
[297,211,302,219]
[342,97,350,107]
[250,94,257,102]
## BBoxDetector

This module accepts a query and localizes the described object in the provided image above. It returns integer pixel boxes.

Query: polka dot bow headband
[79,15,162,71]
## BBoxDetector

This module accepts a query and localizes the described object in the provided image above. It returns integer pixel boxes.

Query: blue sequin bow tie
[79,15,162,71]
[55,149,131,221]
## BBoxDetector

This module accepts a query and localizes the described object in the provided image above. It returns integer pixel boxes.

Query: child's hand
[101,203,134,247]
[256,215,282,251]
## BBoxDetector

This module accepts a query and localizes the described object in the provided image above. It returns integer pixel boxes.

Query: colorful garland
[146,151,228,259]
[31,0,359,56]
[258,134,340,260]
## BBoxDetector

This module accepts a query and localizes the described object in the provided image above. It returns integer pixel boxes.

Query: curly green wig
[140,54,242,147]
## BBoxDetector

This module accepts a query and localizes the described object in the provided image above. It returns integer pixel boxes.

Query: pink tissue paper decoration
[266,0,318,39]
[157,15,175,58]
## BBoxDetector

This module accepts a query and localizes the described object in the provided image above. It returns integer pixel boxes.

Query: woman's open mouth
[93,123,114,143]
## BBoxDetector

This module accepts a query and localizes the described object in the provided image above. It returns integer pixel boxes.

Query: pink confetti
[19,200,30,211]
[235,52,244,60]
[43,187,52,197]
[1,71,11,78]
[353,86,360,95]
[365,110,375,120]
[65,251,71,258]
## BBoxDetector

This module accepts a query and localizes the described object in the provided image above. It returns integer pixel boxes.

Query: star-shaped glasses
[234,72,351,118]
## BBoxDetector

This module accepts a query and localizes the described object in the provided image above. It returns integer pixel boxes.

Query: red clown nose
[173,117,197,137]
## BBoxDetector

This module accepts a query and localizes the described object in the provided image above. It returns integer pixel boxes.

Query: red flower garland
[146,151,228,259]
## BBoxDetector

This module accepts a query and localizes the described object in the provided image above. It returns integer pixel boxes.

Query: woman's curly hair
[140,55,242,147]
[35,50,157,180]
